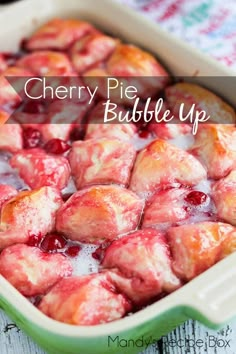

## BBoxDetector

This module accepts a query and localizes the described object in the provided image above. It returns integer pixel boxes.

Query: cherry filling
[1,52,22,66]
[65,245,81,258]
[138,129,150,139]
[27,233,42,247]
[23,128,42,149]
[28,231,82,258]
[184,191,208,206]
[70,127,85,141]
[40,233,67,253]
[21,101,45,114]
[44,139,71,155]
[62,193,74,202]
[92,242,112,261]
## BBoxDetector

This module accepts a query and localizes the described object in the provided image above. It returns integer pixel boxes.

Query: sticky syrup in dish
[0,132,217,277]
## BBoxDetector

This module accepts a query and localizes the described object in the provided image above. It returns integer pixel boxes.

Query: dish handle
[179,253,236,328]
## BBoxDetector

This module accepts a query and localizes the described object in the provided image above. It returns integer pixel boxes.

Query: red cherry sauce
[44,139,71,155]
[185,191,208,206]
[65,245,81,258]
[40,233,67,253]
[23,128,42,149]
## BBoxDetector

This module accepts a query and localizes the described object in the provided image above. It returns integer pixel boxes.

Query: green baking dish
[0,0,236,353]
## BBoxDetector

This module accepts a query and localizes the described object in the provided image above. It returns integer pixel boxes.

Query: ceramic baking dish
[0,0,236,353]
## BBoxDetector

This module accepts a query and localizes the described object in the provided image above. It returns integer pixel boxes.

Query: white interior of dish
[0,0,236,337]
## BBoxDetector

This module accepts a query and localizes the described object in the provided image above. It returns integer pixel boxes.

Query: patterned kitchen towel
[117,0,236,69]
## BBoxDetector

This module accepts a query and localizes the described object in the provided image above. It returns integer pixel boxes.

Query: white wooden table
[1,309,236,353]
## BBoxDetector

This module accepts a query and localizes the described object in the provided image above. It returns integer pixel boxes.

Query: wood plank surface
[1,309,236,353]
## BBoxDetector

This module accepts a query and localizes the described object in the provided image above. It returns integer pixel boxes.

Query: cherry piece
[22,101,45,114]
[40,233,67,253]
[92,242,111,261]
[2,52,22,66]
[185,191,208,206]
[27,233,42,247]
[138,130,150,139]
[23,128,41,149]
[65,245,81,258]
[92,249,101,261]
[44,139,71,155]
